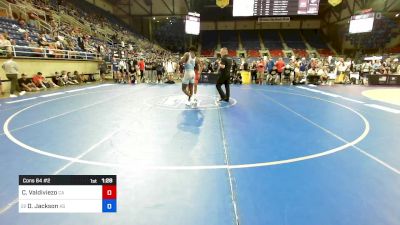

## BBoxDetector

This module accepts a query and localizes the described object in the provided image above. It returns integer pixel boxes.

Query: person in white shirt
[0,34,12,55]
[2,55,25,97]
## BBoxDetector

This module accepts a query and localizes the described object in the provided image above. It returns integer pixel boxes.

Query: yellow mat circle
[362,89,400,106]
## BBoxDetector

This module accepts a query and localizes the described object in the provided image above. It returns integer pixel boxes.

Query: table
[367,74,400,85]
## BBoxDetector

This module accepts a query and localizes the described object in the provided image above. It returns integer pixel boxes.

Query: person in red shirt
[32,72,45,88]
[32,72,58,89]
[138,58,145,83]
[275,58,286,84]
[256,59,265,85]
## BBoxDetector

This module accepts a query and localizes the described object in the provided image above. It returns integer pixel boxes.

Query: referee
[216,47,232,102]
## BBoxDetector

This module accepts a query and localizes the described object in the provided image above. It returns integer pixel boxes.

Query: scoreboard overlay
[18,175,117,213]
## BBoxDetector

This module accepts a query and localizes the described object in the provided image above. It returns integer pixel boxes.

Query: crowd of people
[227,56,400,85]
[0,54,103,97]
[1,0,172,62]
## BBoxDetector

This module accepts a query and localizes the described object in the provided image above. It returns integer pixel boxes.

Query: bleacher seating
[281,30,306,49]
[317,49,334,57]
[220,30,238,50]
[201,30,218,54]
[228,49,237,57]
[293,49,308,58]
[247,50,260,57]
[302,30,328,49]
[261,30,283,50]
[201,49,214,57]
[240,30,260,50]
[389,45,400,53]
[269,49,284,57]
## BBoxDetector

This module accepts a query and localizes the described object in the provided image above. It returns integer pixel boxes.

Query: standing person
[138,58,145,83]
[99,59,107,82]
[256,59,265,85]
[179,46,197,106]
[165,58,175,82]
[2,55,25,97]
[145,60,154,83]
[111,57,119,83]
[216,47,232,102]
[155,60,164,84]
[275,57,285,84]
[267,57,275,74]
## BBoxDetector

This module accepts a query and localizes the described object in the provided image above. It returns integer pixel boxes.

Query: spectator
[390,58,399,74]
[59,70,73,85]
[267,57,275,74]
[275,57,285,77]
[256,59,265,85]
[317,66,329,85]
[2,54,26,97]
[53,71,65,86]
[67,72,79,84]
[99,60,107,82]
[138,58,145,83]
[0,34,12,55]
[282,64,294,84]
[32,72,59,88]
[18,18,27,29]
[267,66,279,85]
[37,33,50,47]
[72,71,84,83]
[19,73,40,92]
[77,34,86,51]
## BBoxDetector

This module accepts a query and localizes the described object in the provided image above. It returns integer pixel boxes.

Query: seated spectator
[52,72,65,86]
[18,18,27,29]
[307,67,320,84]
[37,33,50,47]
[60,70,74,85]
[27,12,39,29]
[282,64,294,84]
[32,72,59,89]
[317,66,329,85]
[27,37,43,57]
[53,37,64,58]
[266,66,280,85]
[67,72,79,84]
[73,70,85,83]
[390,58,399,74]
[0,34,12,55]
[18,73,40,92]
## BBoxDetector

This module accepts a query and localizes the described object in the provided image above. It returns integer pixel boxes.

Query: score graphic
[102,185,117,212]
[19,175,117,213]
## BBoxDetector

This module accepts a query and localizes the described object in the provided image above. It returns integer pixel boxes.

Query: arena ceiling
[107,0,400,21]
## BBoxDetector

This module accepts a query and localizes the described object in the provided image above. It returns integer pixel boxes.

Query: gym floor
[0,83,399,225]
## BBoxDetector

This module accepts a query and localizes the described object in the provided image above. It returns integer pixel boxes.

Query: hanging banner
[328,0,342,7]
[216,0,229,8]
